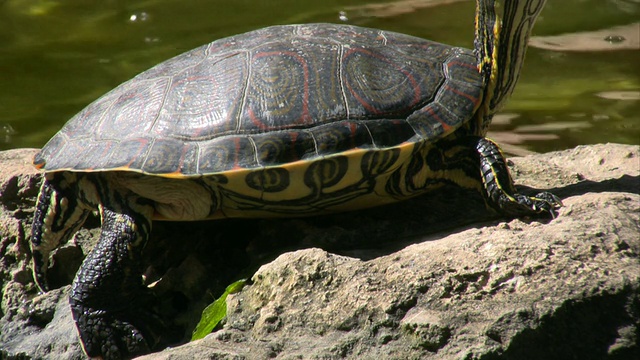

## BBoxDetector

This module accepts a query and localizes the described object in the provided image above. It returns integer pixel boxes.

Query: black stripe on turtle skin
[488,0,548,114]
[90,174,155,247]
[31,173,92,291]
[30,179,55,291]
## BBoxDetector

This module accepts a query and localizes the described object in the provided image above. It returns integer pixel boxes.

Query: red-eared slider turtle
[31,0,560,358]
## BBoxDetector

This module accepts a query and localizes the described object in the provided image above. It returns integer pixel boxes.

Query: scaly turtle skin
[31,0,560,358]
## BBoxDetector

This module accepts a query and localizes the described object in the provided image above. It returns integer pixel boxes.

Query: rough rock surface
[0,143,638,360]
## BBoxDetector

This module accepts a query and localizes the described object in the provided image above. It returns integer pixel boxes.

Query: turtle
[30,0,560,358]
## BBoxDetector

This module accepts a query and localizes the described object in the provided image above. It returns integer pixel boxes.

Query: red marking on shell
[248,107,269,131]
[348,122,357,135]
[445,84,480,108]
[232,137,243,170]
[447,59,478,71]
[348,122,359,147]
[174,144,188,175]
[289,132,300,161]
[426,107,452,132]
[126,138,151,168]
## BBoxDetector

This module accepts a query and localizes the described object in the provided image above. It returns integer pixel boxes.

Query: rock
[0,144,638,359]
[0,149,83,360]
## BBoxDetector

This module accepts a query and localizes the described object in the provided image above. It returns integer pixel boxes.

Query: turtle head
[473,0,547,134]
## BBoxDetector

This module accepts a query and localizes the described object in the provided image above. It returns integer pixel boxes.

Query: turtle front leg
[69,196,160,359]
[31,174,91,291]
[474,137,562,217]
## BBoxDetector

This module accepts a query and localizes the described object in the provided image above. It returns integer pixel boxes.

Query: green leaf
[191,279,247,341]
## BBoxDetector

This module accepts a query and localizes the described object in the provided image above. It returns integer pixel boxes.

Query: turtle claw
[70,298,156,360]
[505,191,563,218]
[533,192,563,216]
[472,137,562,219]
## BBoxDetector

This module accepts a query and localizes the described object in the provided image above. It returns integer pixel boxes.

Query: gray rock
[0,144,638,360]
[0,149,84,360]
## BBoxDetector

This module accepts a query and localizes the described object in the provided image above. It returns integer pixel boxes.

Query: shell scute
[311,121,372,155]
[242,46,316,132]
[252,130,316,166]
[103,138,152,170]
[198,136,258,174]
[154,52,248,140]
[365,119,417,148]
[341,46,425,117]
[141,139,198,175]
[97,78,168,139]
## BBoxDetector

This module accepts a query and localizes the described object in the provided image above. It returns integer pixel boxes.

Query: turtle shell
[35,24,482,177]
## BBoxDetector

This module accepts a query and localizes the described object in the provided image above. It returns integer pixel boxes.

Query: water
[1,0,638,154]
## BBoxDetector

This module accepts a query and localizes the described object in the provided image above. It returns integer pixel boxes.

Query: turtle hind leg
[475,137,562,218]
[69,191,165,359]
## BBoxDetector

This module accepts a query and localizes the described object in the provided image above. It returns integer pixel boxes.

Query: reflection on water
[0,0,638,153]
[0,124,17,145]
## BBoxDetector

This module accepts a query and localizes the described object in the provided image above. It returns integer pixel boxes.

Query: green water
[1,0,638,153]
